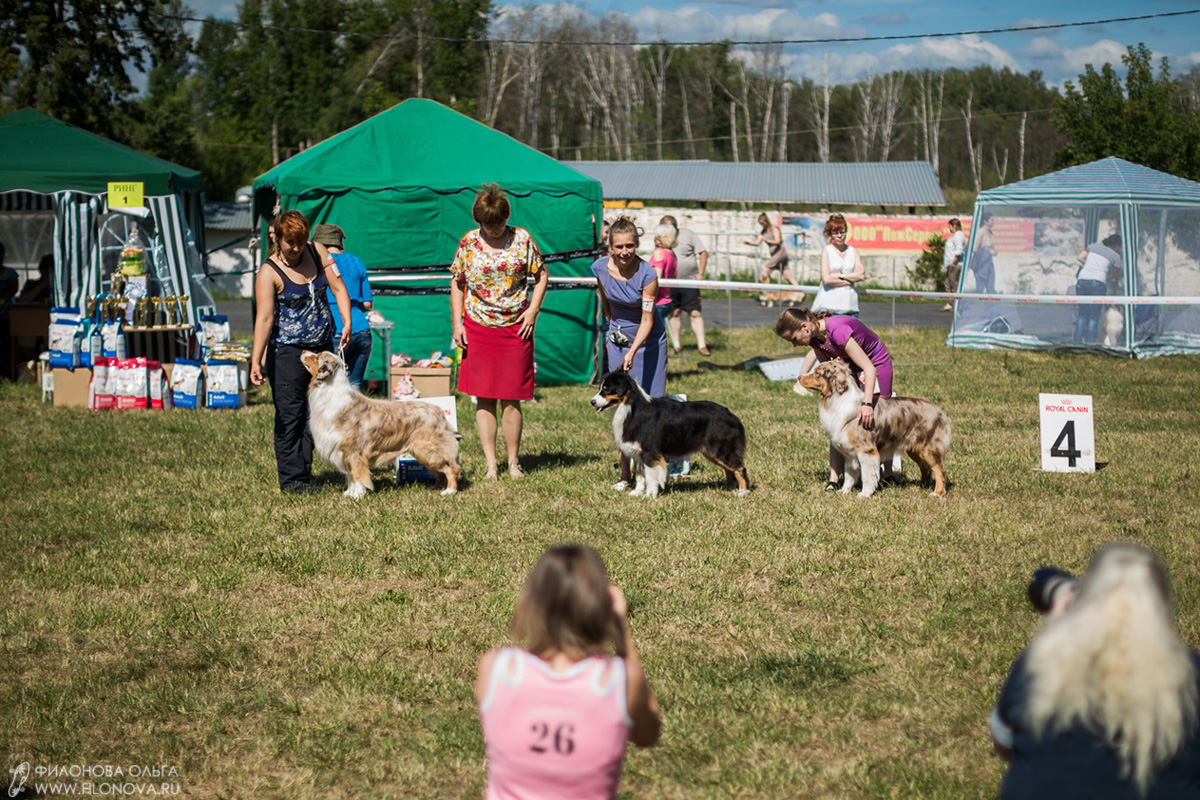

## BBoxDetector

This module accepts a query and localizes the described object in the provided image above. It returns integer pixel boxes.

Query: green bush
[907,233,946,291]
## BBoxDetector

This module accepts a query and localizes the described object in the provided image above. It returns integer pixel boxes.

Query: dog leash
[336,342,348,372]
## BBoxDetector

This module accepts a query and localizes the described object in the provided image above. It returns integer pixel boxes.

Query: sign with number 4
[1039,393,1095,473]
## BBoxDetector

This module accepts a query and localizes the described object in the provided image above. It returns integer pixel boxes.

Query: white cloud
[627,6,723,41]
[792,34,1019,84]
[1019,36,1060,60]
[624,6,858,43]
[491,4,1190,90]
[1016,39,1131,88]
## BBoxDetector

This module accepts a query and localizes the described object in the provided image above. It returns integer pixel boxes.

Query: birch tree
[810,52,832,163]
[482,11,531,127]
[776,82,792,161]
[961,89,982,191]
[854,70,880,161]
[642,42,674,160]
[915,69,944,177]
[877,71,906,161]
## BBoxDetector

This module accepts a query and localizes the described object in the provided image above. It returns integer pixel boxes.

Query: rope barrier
[367,273,1200,306]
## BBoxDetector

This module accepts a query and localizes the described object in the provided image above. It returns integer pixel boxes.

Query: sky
[187,0,1200,88]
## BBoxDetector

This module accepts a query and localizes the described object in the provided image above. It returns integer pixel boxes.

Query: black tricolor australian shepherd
[589,369,750,498]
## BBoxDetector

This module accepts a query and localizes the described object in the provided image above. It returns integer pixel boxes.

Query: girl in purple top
[774,308,896,489]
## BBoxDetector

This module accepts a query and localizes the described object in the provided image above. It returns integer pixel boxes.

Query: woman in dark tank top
[250,210,352,493]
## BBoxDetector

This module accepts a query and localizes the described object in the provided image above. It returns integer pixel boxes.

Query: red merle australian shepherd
[302,351,460,498]
[589,369,750,498]
[800,360,950,498]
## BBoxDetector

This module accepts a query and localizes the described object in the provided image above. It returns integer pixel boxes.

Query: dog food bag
[86,321,103,367]
[198,315,231,360]
[49,307,83,368]
[93,357,116,410]
[89,357,106,410]
[147,360,171,410]
[115,357,149,410]
[171,359,205,409]
[101,318,127,360]
[102,355,120,404]
[107,357,127,407]
[160,367,173,410]
[205,359,241,409]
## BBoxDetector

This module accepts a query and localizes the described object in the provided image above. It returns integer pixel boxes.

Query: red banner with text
[784,216,973,252]
[842,216,971,252]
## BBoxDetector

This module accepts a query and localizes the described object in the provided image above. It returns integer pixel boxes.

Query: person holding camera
[991,543,1200,799]
[592,216,666,490]
[477,544,662,799]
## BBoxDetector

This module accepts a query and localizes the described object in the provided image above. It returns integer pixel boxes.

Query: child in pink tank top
[476,545,662,800]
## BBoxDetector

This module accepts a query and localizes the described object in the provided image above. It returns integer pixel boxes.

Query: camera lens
[1027,567,1078,614]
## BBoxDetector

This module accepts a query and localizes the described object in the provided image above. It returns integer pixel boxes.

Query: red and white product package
[115,357,149,410]
[147,361,172,410]
[102,356,120,406]
[90,357,113,410]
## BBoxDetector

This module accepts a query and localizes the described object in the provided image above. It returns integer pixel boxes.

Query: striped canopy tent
[0,109,213,325]
[948,157,1200,358]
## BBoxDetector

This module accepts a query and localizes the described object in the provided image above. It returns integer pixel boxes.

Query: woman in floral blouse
[450,183,549,480]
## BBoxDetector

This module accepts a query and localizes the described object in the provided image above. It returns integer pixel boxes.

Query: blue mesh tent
[947,158,1200,357]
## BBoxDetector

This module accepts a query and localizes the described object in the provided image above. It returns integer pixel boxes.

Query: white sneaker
[611,480,629,491]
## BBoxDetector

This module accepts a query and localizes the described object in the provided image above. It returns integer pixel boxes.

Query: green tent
[0,109,213,322]
[252,99,603,385]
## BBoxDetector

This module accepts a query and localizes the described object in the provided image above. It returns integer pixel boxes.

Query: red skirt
[458,315,534,401]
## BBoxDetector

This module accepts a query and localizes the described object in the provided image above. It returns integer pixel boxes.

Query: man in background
[314,224,374,390]
[660,215,710,357]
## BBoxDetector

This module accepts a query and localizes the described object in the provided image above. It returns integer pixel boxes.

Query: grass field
[3,326,1200,799]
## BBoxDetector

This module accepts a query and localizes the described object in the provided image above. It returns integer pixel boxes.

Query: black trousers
[267,342,333,490]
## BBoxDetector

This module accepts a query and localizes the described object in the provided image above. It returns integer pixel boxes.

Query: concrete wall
[202,207,941,298]
[204,230,256,298]
[612,206,930,289]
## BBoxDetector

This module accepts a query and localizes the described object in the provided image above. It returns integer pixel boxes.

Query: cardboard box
[51,367,92,408]
[390,365,453,399]
[395,395,459,485]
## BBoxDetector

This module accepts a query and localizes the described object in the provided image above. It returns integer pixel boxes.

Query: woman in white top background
[811,214,865,317]
[941,218,966,311]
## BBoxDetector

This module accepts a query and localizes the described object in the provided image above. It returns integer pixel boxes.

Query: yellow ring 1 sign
[107,181,144,208]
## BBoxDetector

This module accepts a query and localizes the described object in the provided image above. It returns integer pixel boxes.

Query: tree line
[3,2,1199,201]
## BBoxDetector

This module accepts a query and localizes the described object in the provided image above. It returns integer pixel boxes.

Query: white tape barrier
[368,273,1200,306]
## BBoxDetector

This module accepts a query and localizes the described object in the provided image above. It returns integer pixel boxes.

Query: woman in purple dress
[774,307,896,490]
[591,217,667,489]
